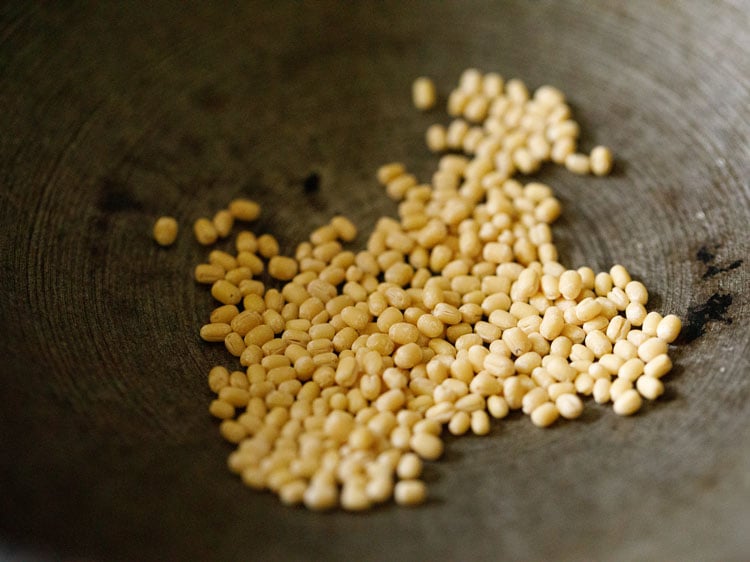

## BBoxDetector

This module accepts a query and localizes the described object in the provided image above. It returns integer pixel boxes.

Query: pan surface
[1,2,749,560]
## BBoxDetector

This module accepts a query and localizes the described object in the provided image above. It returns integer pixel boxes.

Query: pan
[1,1,748,560]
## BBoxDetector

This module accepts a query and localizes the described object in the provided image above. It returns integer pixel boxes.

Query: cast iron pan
[1,2,748,560]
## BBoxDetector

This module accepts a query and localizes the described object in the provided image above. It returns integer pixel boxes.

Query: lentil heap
[194,69,680,511]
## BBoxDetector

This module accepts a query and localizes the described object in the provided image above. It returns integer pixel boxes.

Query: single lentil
[228,198,261,221]
[194,218,218,246]
[153,216,179,246]
[412,77,437,111]
[613,388,642,416]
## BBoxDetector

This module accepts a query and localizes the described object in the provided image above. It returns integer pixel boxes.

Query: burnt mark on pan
[680,243,741,343]
[679,292,733,344]
[302,172,320,193]
[696,243,743,279]
[703,260,743,279]
[284,171,322,195]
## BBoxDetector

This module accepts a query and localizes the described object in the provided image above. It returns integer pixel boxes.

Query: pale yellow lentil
[153,216,179,246]
[394,479,427,506]
[613,388,642,416]
[643,354,673,379]
[636,375,665,400]
[193,217,218,246]
[228,198,261,222]
[530,402,559,427]
[589,146,614,176]
[656,314,682,343]
[412,77,437,111]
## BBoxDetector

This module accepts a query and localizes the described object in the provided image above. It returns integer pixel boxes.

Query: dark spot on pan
[678,292,733,344]
[97,176,142,213]
[703,259,743,280]
[696,243,743,279]
[696,245,715,264]
[303,172,320,193]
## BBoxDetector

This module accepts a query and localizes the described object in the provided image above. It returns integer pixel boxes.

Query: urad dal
[186,69,682,511]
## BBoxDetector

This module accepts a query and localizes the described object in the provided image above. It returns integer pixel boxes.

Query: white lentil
[410,432,444,461]
[636,375,665,400]
[426,124,448,152]
[412,77,437,111]
[397,452,423,480]
[613,339,638,361]
[609,377,633,402]
[257,234,279,258]
[606,316,631,342]
[643,354,672,379]
[613,389,642,416]
[641,311,662,336]
[153,216,179,246]
[594,272,613,296]
[638,337,668,363]
[465,96,489,123]
[559,270,583,300]
[564,153,590,175]
[583,316,609,334]
[303,478,338,511]
[618,357,645,382]
[530,402,559,427]
[609,264,631,289]
[458,68,483,93]
[471,410,491,435]
[599,353,624,375]
[592,378,611,404]
[212,209,234,239]
[228,198,261,222]
[503,327,531,356]
[209,399,235,420]
[211,280,242,306]
[446,119,469,149]
[556,393,584,419]
[522,387,549,415]
[394,479,427,507]
[193,218,218,246]
[448,410,471,435]
[550,137,575,164]
[656,314,682,343]
[590,146,613,176]
[195,263,226,284]
[585,330,612,358]
[625,302,647,326]
[574,373,595,395]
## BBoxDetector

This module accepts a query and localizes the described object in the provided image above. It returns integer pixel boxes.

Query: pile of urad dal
[182,69,682,511]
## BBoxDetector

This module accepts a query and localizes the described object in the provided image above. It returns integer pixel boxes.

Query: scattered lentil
[412,77,437,111]
[590,146,614,176]
[228,198,261,221]
[194,218,218,246]
[153,216,179,246]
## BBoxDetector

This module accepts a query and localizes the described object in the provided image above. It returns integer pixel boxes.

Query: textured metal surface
[1,2,749,561]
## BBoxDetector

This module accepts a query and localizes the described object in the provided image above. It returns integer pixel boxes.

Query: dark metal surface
[1,2,749,561]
